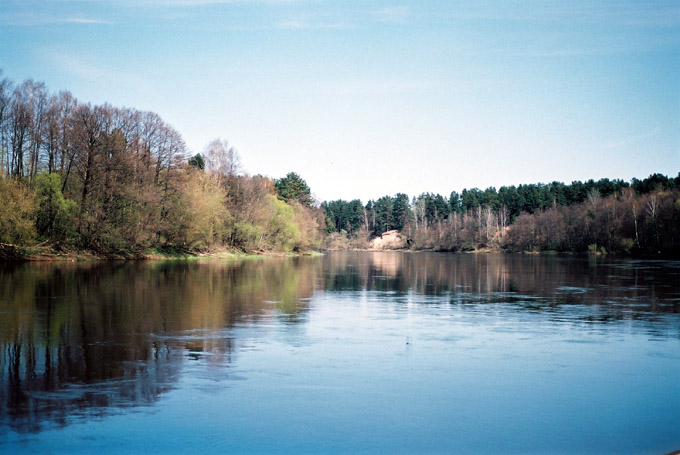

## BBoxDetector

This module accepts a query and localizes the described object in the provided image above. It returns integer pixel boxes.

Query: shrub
[34,172,77,242]
[0,177,36,244]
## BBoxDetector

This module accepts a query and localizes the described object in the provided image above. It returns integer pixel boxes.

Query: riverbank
[2,240,672,262]
[0,243,323,262]
[321,245,677,259]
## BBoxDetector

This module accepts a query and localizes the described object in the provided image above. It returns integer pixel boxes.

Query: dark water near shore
[1,252,679,454]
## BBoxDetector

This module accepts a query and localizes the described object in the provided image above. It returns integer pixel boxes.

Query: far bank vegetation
[1,72,678,258]
[0,74,323,257]
[322,176,680,256]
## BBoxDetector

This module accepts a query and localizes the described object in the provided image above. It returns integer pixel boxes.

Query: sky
[1,0,679,203]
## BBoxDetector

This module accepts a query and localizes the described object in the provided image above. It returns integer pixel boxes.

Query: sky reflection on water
[1,252,679,454]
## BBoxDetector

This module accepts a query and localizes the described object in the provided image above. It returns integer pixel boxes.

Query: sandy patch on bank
[370,230,407,250]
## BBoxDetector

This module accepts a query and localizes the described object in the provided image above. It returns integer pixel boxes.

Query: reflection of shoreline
[1,253,677,434]
[0,341,182,434]
[323,252,680,317]
[0,258,321,433]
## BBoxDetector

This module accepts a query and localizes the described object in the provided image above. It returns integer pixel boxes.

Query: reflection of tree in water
[0,257,321,433]
[1,338,182,433]
[2,253,677,433]
[323,252,680,321]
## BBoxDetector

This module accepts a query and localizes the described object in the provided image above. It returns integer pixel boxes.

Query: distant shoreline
[0,243,322,262]
[2,241,675,262]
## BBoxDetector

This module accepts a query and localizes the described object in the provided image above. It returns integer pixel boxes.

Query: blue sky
[1,0,678,202]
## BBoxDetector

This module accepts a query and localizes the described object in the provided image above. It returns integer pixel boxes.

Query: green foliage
[264,195,300,252]
[4,72,679,257]
[632,173,674,194]
[431,194,451,221]
[181,171,232,249]
[0,177,36,244]
[461,188,481,212]
[449,191,462,214]
[373,196,393,234]
[34,172,77,241]
[229,191,317,253]
[290,201,322,251]
[233,222,264,250]
[323,199,364,235]
[391,193,411,230]
[188,153,205,170]
[275,172,313,207]
[620,238,635,255]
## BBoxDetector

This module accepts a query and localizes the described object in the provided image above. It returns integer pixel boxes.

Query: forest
[1,73,678,257]
[323,174,680,256]
[0,74,323,256]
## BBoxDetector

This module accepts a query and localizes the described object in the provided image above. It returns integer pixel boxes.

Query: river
[1,252,678,454]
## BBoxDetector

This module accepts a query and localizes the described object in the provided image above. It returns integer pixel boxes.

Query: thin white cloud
[438,1,680,28]
[142,0,236,5]
[60,17,112,24]
[605,128,662,149]
[277,20,310,29]
[302,79,431,97]
[44,51,153,95]
[526,44,647,58]
[101,0,304,6]
[47,52,108,82]
[376,6,410,24]
[276,19,345,30]
[0,12,111,26]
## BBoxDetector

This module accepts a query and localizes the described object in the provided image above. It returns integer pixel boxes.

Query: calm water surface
[1,252,679,454]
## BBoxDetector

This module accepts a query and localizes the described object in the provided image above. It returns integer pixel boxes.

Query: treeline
[0,73,323,255]
[323,174,680,255]
[1,72,677,257]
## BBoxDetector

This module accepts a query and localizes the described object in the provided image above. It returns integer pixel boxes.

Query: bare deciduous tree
[204,138,241,186]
